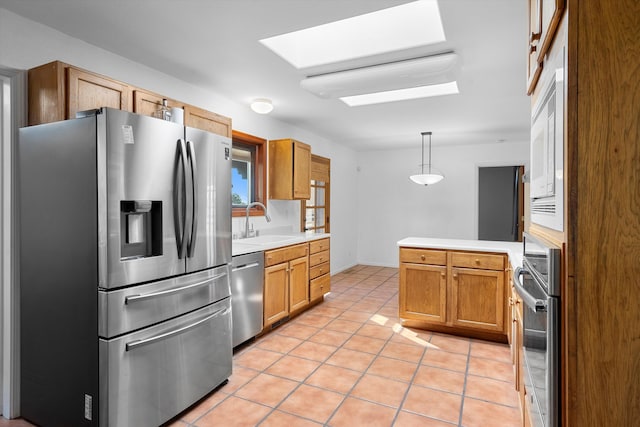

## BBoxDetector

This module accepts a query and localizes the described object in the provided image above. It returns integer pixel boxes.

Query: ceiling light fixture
[340,81,459,106]
[300,52,459,99]
[250,98,274,114]
[410,131,444,186]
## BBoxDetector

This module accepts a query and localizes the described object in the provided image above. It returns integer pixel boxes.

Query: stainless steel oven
[514,232,561,427]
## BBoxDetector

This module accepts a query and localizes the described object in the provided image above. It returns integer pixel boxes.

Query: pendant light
[410,131,444,185]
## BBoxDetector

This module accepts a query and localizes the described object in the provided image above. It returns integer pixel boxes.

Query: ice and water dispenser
[120,200,162,259]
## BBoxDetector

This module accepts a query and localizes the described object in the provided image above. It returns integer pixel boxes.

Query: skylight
[260,0,446,69]
[340,81,459,106]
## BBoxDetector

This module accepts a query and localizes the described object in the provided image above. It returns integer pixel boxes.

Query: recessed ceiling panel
[260,0,446,69]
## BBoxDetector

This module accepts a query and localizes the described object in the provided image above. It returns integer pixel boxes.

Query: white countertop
[232,232,330,257]
[397,237,523,269]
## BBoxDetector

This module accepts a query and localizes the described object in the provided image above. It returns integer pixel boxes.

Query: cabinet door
[289,256,309,312]
[527,0,543,94]
[133,89,182,118]
[292,141,311,199]
[67,67,132,118]
[184,105,232,137]
[399,263,447,324]
[264,263,289,326]
[451,268,504,332]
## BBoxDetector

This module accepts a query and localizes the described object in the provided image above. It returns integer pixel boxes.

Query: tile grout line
[457,339,473,427]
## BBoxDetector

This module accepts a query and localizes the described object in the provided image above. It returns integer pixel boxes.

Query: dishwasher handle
[232,262,260,273]
[513,267,547,312]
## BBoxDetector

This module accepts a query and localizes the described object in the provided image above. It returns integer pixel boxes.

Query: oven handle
[513,267,547,312]
[125,306,228,351]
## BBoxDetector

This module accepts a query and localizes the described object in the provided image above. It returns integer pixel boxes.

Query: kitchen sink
[238,235,299,245]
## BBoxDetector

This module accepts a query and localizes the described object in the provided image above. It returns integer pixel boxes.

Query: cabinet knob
[474,258,480,264]
[441,272,445,278]
[529,43,537,54]
[319,269,323,274]
[530,31,541,43]
[420,255,426,261]
[453,273,458,279]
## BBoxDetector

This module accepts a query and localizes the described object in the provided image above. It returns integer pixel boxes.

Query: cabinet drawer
[310,261,330,280]
[310,274,331,301]
[309,238,330,254]
[451,252,505,270]
[309,250,330,267]
[399,248,446,265]
[265,243,308,267]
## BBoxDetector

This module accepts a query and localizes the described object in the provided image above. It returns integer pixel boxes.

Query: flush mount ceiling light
[259,0,445,70]
[301,52,459,100]
[250,98,273,114]
[410,131,444,186]
[340,81,459,106]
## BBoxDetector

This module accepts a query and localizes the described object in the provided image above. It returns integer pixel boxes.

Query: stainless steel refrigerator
[18,108,232,427]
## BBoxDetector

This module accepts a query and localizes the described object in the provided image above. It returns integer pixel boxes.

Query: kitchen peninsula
[397,237,522,342]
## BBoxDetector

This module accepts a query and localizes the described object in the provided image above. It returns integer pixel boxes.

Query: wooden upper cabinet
[28,61,132,125]
[268,139,311,200]
[66,67,132,119]
[28,60,233,136]
[527,0,543,95]
[133,89,182,118]
[527,0,564,95]
[184,105,232,137]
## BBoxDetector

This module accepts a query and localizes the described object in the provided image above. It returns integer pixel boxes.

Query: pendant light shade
[410,131,444,185]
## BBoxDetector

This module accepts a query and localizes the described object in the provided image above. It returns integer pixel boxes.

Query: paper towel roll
[170,107,184,125]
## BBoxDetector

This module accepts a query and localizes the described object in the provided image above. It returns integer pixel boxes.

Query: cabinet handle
[420,255,426,261]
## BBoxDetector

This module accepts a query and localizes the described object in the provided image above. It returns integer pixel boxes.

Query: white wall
[356,140,529,267]
[0,8,359,273]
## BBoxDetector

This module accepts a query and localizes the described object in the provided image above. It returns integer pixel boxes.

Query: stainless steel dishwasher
[231,252,264,347]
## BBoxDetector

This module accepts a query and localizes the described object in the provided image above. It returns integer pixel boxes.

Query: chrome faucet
[245,202,271,238]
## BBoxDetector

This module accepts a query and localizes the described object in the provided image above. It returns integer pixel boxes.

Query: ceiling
[0,0,530,151]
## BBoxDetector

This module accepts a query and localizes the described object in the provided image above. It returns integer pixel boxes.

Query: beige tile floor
[170,264,521,427]
[7,265,521,427]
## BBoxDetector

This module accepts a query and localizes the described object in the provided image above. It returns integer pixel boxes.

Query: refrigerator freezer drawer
[99,297,232,427]
[98,264,230,338]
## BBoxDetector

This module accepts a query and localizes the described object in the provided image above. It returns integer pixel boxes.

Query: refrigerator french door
[19,108,232,427]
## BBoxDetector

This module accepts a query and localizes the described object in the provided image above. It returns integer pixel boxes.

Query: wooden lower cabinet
[399,247,508,339]
[263,243,309,328]
[451,267,504,332]
[289,256,309,312]
[309,238,331,303]
[399,263,447,324]
[264,263,289,326]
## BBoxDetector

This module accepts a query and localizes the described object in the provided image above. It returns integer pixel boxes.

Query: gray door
[185,127,232,271]
[478,166,522,242]
[102,109,186,288]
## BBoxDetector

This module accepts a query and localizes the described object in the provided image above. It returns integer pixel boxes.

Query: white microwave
[530,50,565,231]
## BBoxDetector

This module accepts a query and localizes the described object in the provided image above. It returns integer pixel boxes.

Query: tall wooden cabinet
[524,2,640,425]
[268,139,311,200]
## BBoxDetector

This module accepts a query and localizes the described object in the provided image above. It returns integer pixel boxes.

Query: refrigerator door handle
[125,306,229,351]
[174,139,190,258]
[124,272,228,304]
[186,140,198,258]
